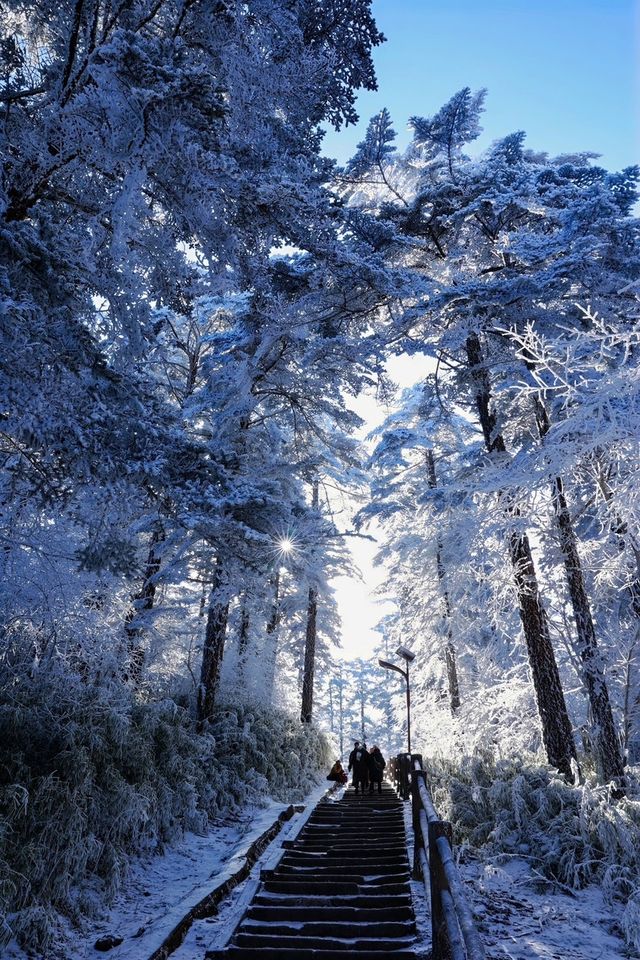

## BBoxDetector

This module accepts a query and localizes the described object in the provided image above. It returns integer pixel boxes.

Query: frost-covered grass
[424,752,640,954]
[0,665,330,951]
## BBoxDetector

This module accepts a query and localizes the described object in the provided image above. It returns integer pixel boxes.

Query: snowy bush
[0,658,330,951]
[425,753,640,952]
[622,889,640,956]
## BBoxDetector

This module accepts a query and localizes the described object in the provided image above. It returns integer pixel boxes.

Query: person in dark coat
[351,742,370,795]
[347,741,361,787]
[368,745,386,794]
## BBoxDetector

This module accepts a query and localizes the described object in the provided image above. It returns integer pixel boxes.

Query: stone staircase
[206,781,419,960]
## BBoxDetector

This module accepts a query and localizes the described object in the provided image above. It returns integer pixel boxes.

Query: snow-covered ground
[462,856,628,960]
[5,802,293,960]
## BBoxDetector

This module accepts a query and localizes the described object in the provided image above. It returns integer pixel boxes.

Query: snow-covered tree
[0,1,390,949]
[344,90,640,784]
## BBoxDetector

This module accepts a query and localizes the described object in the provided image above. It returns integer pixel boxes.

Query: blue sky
[323,0,638,171]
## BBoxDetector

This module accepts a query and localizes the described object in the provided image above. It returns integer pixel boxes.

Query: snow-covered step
[252,891,413,909]
[206,950,419,960]
[231,932,417,950]
[246,903,414,922]
[240,919,415,937]
[282,850,408,865]
[261,878,410,895]
[272,867,410,883]
[206,781,418,959]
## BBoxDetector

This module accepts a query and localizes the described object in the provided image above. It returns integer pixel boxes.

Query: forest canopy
[1,0,640,954]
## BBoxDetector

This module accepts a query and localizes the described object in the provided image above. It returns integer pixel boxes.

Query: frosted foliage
[410,87,487,168]
[363,390,544,760]
[0,653,330,951]
[623,891,640,955]
[336,85,640,953]
[425,755,640,952]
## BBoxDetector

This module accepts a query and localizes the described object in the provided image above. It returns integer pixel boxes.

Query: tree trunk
[197,562,230,725]
[338,678,344,759]
[301,480,319,723]
[237,601,250,679]
[466,333,577,778]
[622,639,640,764]
[533,401,624,787]
[301,585,317,723]
[426,448,461,713]
[262,569,281,702]
[124,525,164,687]
[328,680,335,733]
[593,454,640,765]
[198,580,207,618]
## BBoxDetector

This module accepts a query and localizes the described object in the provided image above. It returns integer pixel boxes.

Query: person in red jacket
[327,760,348,785]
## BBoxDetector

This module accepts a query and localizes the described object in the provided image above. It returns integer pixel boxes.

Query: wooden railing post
[388,755,398,792]
[398,752,412,800]
[429,819,454,960]
[411,754,423,879]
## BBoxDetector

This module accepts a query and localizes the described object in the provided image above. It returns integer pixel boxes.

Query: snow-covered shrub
[0,656,330,951]
[622,889,640,956]
[424,753,640,951]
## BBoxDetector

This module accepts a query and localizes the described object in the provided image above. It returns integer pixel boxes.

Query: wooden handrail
[415,768,440,823]
[387,752,412,799]
[389,753,486,960]
[435,833,485,960]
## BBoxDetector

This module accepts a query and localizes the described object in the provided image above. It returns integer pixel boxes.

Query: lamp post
[379,645,416,756]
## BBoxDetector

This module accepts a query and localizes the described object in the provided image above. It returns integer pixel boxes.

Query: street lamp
[379,645,416,756]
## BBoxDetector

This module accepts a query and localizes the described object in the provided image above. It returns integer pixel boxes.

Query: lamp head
[395,645,416,663]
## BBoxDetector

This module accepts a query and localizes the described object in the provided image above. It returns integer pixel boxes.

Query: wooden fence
[387,753,486,960]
